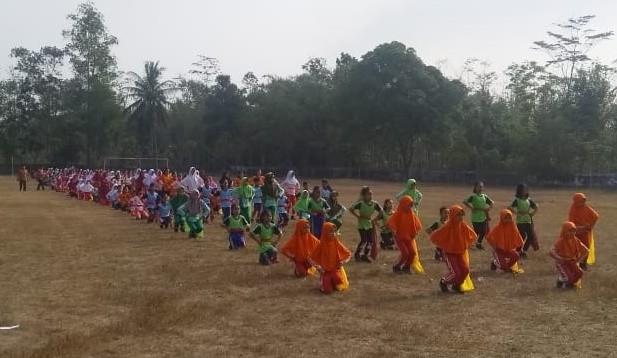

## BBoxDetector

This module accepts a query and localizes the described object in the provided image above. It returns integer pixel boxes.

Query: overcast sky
[2,0,617,85]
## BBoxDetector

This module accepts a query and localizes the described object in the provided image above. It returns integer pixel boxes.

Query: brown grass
[1,177,617,357]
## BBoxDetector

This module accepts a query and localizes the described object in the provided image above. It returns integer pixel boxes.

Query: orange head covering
[430,205,477,254]
[281,219,320,261]
[387,195,422,240]
[486,209,524,251]
[553,221,583,260]
[568,193,599,227]
[309,222,352,272]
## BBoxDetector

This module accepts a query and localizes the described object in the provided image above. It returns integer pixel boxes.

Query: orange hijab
[430,205,476,254]
[309,222,352,272]
[487,209,524,251]
[281,219,320,261]
[568,193,599,227]
[554,221,584,260]
[387,195,422,240]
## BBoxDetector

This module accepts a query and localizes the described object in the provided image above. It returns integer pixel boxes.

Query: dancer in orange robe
[568,193,599,269]
[430,205,477,294]
[549,221,589,289]
[387,195,423,274]
[487,209,524,273]
[309,222,352,294]
[281,219,320,277]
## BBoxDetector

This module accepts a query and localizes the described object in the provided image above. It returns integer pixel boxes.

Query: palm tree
[125,61,175,157]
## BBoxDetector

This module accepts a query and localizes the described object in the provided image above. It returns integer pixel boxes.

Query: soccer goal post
[103,157,170,170]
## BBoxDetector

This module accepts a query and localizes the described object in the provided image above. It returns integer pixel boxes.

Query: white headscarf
[180,166,204,192]
[282,170,299,187]
[143,169,157,186]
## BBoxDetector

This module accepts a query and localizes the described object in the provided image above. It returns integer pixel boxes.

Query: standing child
[277,195,290,228]
[235,177,254,224]
[320,179,333,200]
[177,189,210,239]
[308,222,352,294]
[281,219,320,277]
[252,177,263,222]
[144,183,160,223]
[395,179,423,213]
[250,211,282,265]
[262,173,284,221]
[463,181,494,250]
[508,183,539,257]
[308,186,330,238]
[326,191,346,233]
[223,204,250,250]
[426,207,449,261]
[388,196,424,274]
[430,205,477,294]
[549,221,589,289]
[157,193,173,229]
[487,209,524,273]
[200,181,213,222]
[170,187,189,232]
[349,186,382,263]
[282,170,301,219]
[568,193,599,270]
[293,190,311,220]
[219,180,235,222]
[376,199,395,250]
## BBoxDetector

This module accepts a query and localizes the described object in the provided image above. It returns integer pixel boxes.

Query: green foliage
[1,5,617,183]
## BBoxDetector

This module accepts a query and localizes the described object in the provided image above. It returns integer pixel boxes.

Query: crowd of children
[43,167,599,294]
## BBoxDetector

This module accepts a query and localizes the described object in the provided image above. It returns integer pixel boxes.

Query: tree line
[1,3,616,183]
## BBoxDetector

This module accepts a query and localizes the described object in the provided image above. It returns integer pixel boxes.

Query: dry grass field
[1,176,617,357]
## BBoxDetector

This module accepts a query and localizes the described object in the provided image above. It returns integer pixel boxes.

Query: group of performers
[37,166,599,294]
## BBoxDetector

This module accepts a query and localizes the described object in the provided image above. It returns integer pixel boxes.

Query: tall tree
[63,1,120,165]
[125,61,176,157]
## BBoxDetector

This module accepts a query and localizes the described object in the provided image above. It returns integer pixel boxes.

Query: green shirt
[510,198,537,224]
[169,194,188,212]
[251,223,281,253]
[465,193,493,223]
[353,200,382,230]
[224,215,249,231]
[308,197,330,213]
[380,211,393,233]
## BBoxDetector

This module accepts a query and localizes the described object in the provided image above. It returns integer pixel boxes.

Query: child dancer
[350,186,382,263]
[388,195,423,274]
[549,221,589,289]
[252,177,263,222]
[250,211,282,265]
[430,205,477,294]
[282,170,301,219]
[157,193,173,229]
[281,219,320,277]
[308,222,352,294]
[262,173,284,221]
[308,186,330,238]
[508,183,539,257]
[293,190,311,220]
[426,207,449,261]
[170,187,189,232]
[118,186,132,212]
[235,177,254,223]
[223,204,250,250]
[320,179,333,200]
[395,179,423,213]
[463,181,494,250]
[487,209,524,273]
[326,191,346,233]
[200,181,213,222]
[177,189,210,239]
[144,183,160,223]
[219,180,235,222]
[277,195,290,228]
[568,193,599,270]
[377,199,395,250]
[129,190,149,220]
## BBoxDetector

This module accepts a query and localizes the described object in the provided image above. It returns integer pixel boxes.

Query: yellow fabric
[511,262,524,274]
[411,241,425,274]
[335,267,349,291]
[460,250,474,292]
[307,266,317,276]
[587,232,596,265]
